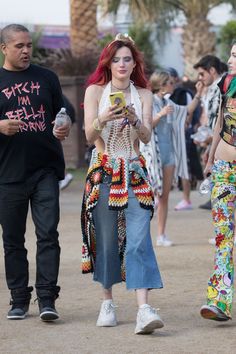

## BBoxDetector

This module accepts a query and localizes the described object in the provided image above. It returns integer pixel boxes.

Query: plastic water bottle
[53,107,70,136]
[167,114,172,124]
[199,177,211,195]
[166,104,173,124]
[191,126,213,143]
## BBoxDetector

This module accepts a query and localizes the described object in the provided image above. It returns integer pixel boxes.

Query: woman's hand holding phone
[98,104,126,127]
[97,92,137,131]
[98,91,127,125]
[125,104,137,124]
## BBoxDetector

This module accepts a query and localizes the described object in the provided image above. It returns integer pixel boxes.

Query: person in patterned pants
[200,42,236,321]
[204,161,236,319]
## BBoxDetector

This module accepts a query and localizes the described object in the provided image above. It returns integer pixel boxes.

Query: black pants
[0,169,60,296]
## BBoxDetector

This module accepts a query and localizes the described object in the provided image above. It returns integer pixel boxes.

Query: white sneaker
[174,199,193,211]
[59,173,73,190]
[135,304,164,334]
[156,235,173,247]
[200,305,231,321]
[208,238,236,246]
[96,300,117,327]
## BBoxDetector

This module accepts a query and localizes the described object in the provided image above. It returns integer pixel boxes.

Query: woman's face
[110,46,136,81]
[162,78,175,95]
[228,44,236,75]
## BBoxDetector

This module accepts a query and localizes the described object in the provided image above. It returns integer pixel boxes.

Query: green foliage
[219,20,236,61]
[0,51,4,67]
[30,27,99,76]
[30,29,98,76]
[31,30,43,63]
[128,24,153,59]
[98,33,114,49]
[97,24,156,73]
[128,23,155,73]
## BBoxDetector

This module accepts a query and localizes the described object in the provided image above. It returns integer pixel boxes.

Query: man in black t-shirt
[0,24,70,321]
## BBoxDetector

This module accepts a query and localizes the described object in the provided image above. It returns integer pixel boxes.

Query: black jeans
[0,169,60,296]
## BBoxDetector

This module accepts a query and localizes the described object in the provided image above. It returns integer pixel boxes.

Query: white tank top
[98,82,142,159]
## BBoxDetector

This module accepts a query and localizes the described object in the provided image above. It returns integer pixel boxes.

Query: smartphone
[109,91,126,114]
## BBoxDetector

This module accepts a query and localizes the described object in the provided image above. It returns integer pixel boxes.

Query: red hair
[86,39,148,88]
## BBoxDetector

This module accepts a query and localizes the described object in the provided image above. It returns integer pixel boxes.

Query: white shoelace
[103,303,118,314]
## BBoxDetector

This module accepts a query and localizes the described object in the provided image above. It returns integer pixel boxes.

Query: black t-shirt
[0,64,65,183]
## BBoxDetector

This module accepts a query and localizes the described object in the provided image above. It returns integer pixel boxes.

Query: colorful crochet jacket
[81,151,154,280]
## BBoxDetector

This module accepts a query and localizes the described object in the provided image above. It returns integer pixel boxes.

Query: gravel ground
[0,177,235,354]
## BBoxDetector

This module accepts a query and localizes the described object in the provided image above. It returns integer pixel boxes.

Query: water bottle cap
[60,107,66,113]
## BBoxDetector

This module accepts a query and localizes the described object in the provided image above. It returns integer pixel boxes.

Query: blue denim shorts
[158,141,175,166]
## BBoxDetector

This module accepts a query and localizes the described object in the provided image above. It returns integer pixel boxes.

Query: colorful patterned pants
[207,160,236,318]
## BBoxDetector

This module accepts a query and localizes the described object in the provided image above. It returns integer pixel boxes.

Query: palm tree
[104,0,236,78]
[70,0,98,58]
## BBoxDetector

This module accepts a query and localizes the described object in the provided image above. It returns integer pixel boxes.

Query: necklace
[111,82,130,92]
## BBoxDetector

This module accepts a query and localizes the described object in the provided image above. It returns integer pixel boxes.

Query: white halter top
[98,82,142,159]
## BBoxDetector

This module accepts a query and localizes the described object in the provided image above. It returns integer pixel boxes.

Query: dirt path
[0,177,235,354]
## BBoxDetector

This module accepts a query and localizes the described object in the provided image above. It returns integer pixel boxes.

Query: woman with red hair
[81,34,164,334]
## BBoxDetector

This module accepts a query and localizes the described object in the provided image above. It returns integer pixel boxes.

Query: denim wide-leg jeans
[92,182,163,290]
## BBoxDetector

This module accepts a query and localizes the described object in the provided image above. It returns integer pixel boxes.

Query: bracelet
[195,95,201,100]
[131,118,138,126]
[97,116,103,127]
[132,118,142,130]
[92,118,103,131]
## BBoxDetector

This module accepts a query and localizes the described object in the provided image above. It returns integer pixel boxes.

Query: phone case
[109,91,126,113]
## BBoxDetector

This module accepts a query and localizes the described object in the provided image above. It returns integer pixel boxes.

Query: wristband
[132,118,142,130]
[93,118,103,131]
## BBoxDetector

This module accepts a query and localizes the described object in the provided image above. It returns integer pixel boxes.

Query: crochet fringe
[81,152,154,276]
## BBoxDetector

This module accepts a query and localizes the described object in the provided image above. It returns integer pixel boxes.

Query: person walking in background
[193,55,225,211]
[192,55,236,246]
[0,24,70,321]
[81,33,164,335]
[142,71,204,247]
[166,67,203,211]
[200,43,236,322]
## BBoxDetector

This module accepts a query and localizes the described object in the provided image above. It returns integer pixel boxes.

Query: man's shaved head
[0,24,29,44]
